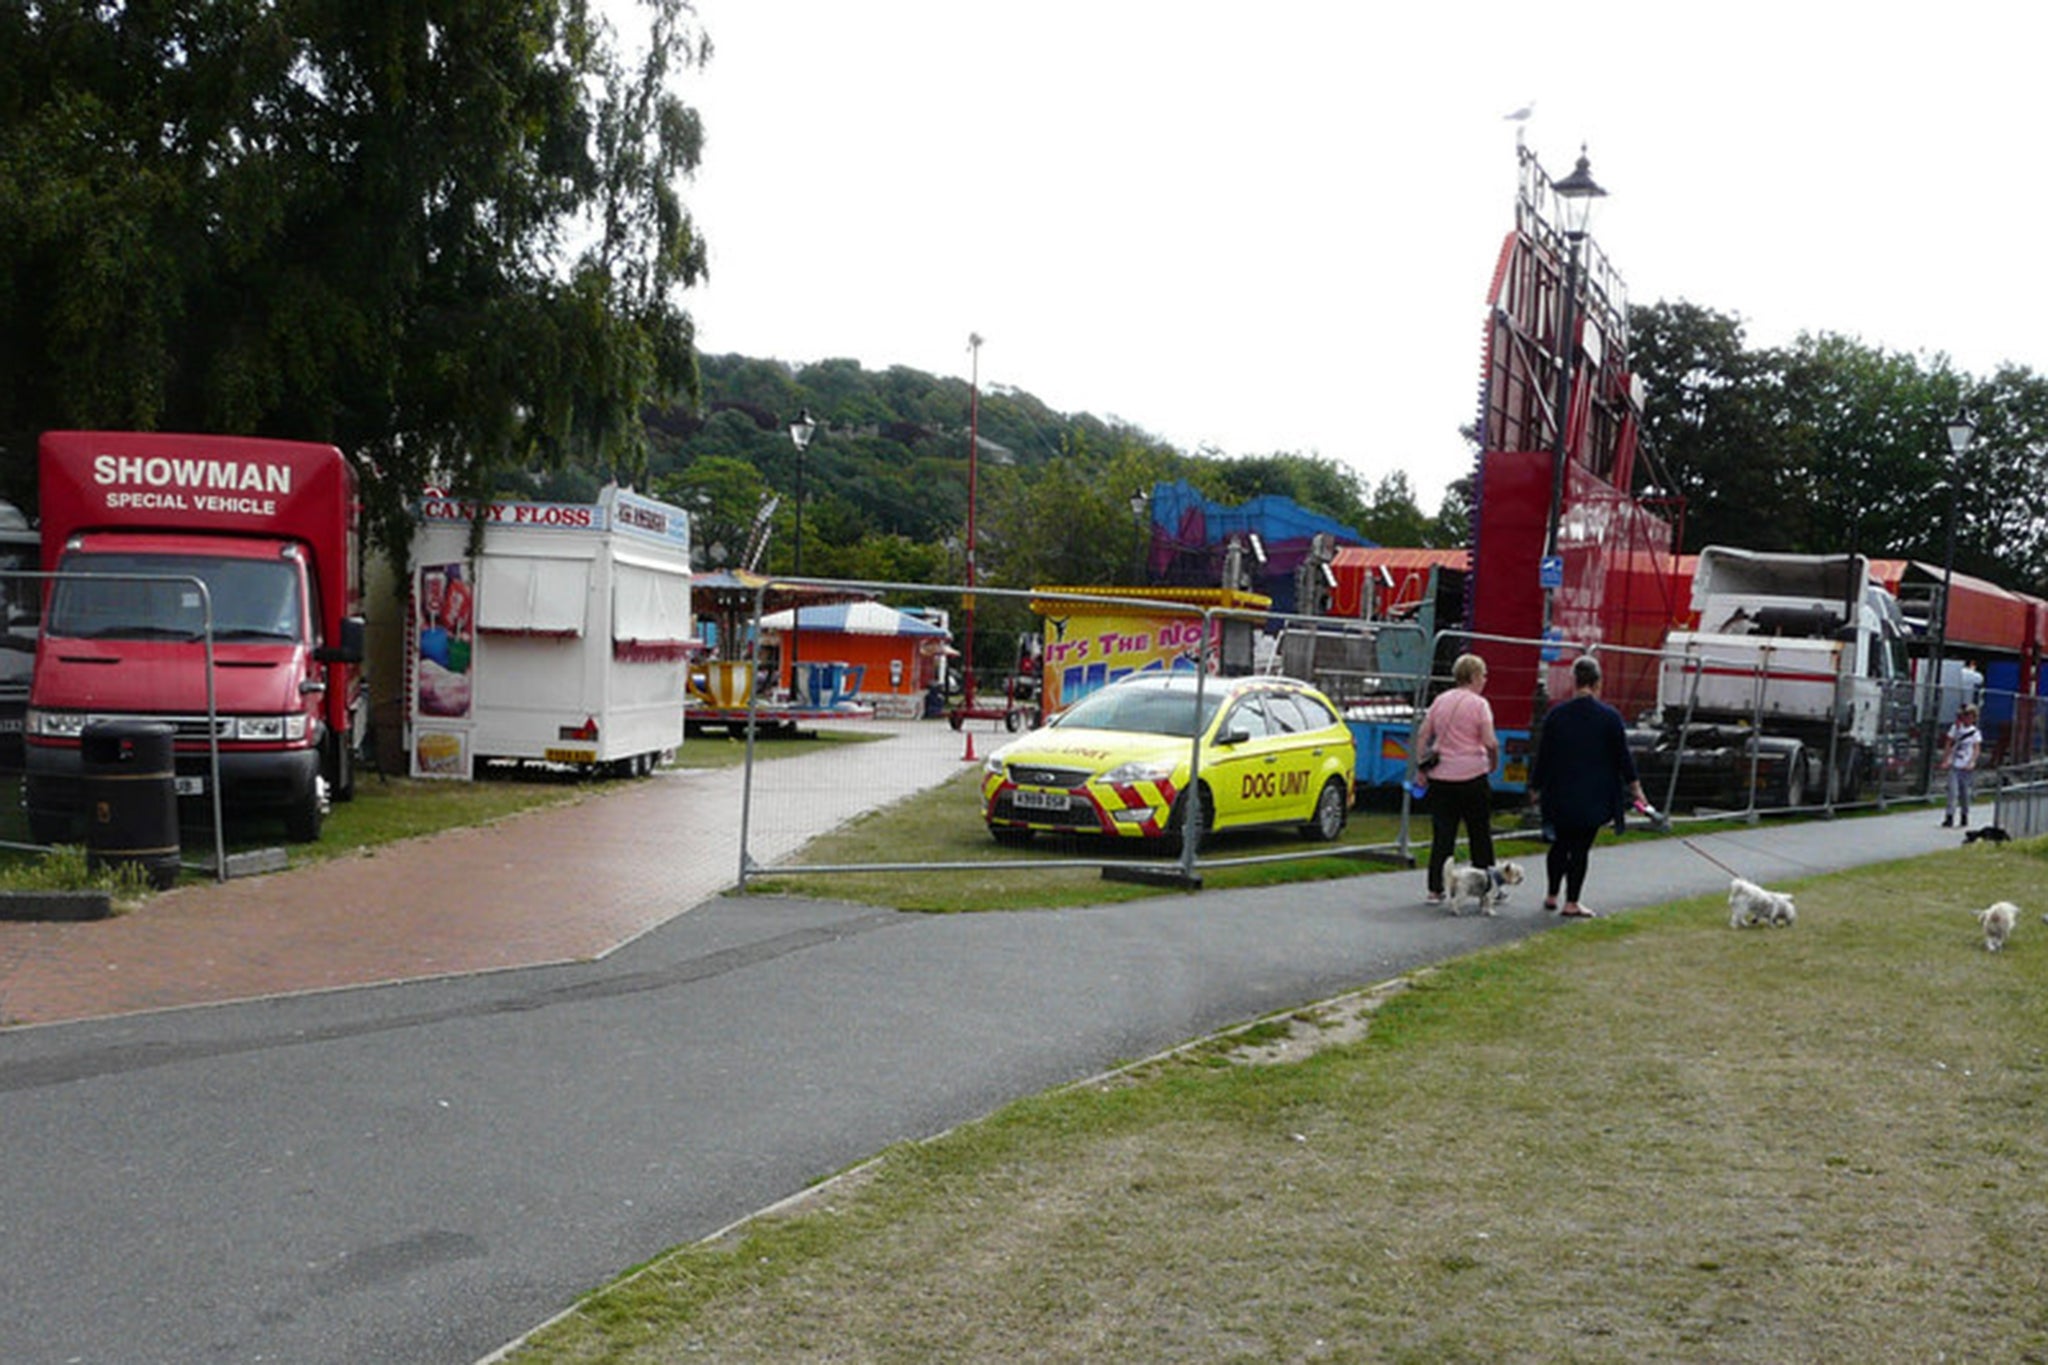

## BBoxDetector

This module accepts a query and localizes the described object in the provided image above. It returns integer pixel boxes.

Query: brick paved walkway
[0,719,978,1028]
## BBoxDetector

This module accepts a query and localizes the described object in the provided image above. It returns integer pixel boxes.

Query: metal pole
[1924,465,1960,794]
[790,436,804,702]
[1532,233,1580,747]
[963,333,982,710]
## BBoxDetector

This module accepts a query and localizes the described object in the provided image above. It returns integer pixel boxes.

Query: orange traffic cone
[961,727,978,763]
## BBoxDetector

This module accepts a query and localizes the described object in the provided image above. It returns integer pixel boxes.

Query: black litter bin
[81,720,181,890]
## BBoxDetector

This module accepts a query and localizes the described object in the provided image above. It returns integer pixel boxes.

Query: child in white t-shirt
[1940,704,1982,828]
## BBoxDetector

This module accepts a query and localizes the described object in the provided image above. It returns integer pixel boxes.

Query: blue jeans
[1946,766,1972,823]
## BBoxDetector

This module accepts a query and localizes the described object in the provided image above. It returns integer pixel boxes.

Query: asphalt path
[0,805,1954,1363]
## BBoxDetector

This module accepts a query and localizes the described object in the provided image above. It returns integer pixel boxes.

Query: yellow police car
[982,672,1355,846]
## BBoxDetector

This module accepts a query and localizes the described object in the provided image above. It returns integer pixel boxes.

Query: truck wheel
[1299,777,1349,842]
[1777,746,1808,809]
[328,733,356,804]
[284,784,326,842]
[1828,747,1864,804]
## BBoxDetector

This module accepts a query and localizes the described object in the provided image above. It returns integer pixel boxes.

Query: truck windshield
[48,552,304,643]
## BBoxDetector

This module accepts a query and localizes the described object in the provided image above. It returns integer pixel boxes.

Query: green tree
[0,0,710,567]
[1358,470,1431,547]
[651,455,769,570]
[1628,300,1792,552]
[1772,332,1960,564]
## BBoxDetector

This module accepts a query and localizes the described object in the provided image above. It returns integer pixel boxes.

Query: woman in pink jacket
[1412,652,1501,904]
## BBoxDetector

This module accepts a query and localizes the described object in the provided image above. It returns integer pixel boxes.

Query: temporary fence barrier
[0,568,241,879]
[726,575,2048,891]
[727,579,1421,889]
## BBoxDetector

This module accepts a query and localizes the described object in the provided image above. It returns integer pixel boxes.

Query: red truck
[24,432,367,843]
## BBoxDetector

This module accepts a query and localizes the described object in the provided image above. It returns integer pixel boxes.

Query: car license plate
[174,776,205,796]
[545,747,597,765]
[1013,788,1069,812]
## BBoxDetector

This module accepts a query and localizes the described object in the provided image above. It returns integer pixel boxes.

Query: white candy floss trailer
[406,486,694,779]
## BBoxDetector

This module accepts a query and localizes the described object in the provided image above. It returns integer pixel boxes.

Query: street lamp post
[962,334,983,714]
[787,408,816,701]
[1128,487,1151,583]
[1535,145,1607,720]
[1927,410,1975,750]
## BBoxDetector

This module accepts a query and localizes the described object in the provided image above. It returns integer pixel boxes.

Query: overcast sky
[670,0,2046,511]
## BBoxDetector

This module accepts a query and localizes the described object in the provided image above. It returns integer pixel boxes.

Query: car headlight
[984,755,1006,778]
[25,708,89,738]
[1098,758,1176,786]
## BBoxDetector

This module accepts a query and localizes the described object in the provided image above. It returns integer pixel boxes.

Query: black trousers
[1427,775,1496,893]
[1544,822,1601,903]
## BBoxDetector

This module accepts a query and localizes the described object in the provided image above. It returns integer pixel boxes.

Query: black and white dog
[1442,860,1525,917]
[1964,825,2012,845]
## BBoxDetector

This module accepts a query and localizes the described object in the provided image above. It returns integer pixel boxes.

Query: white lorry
[1628,548,1915,810]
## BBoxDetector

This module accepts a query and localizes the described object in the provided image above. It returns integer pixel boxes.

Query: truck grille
[74,713,235,742]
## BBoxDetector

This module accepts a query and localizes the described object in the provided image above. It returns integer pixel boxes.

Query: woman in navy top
[1529,656,1646,918]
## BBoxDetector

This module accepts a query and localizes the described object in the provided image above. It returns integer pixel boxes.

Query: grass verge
[746,768,1442,912]
[508,839,2048,1363]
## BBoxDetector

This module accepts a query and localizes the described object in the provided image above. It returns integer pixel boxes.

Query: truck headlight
[25,709,87,738]
[230,715,310,742]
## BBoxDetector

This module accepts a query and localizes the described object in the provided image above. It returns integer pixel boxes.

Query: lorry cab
[0,500,38,763]
[25,432,365,844]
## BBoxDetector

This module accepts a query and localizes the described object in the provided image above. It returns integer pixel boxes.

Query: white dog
[1977,901,2018,952]
[1444,860,1524,916]
[1728,877,1796,929]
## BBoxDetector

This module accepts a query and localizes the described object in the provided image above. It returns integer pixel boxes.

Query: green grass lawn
[508,835,2048,1363]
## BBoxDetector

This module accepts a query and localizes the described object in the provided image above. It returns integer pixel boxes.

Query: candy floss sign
[417,492,608,530]
[1041,609,1214,712]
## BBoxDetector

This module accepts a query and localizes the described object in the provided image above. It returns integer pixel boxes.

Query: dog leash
[1679,838,1744,879]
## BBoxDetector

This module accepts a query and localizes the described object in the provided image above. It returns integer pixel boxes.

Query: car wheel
[1170,782,1216,851]
[1300,777,1349,842]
